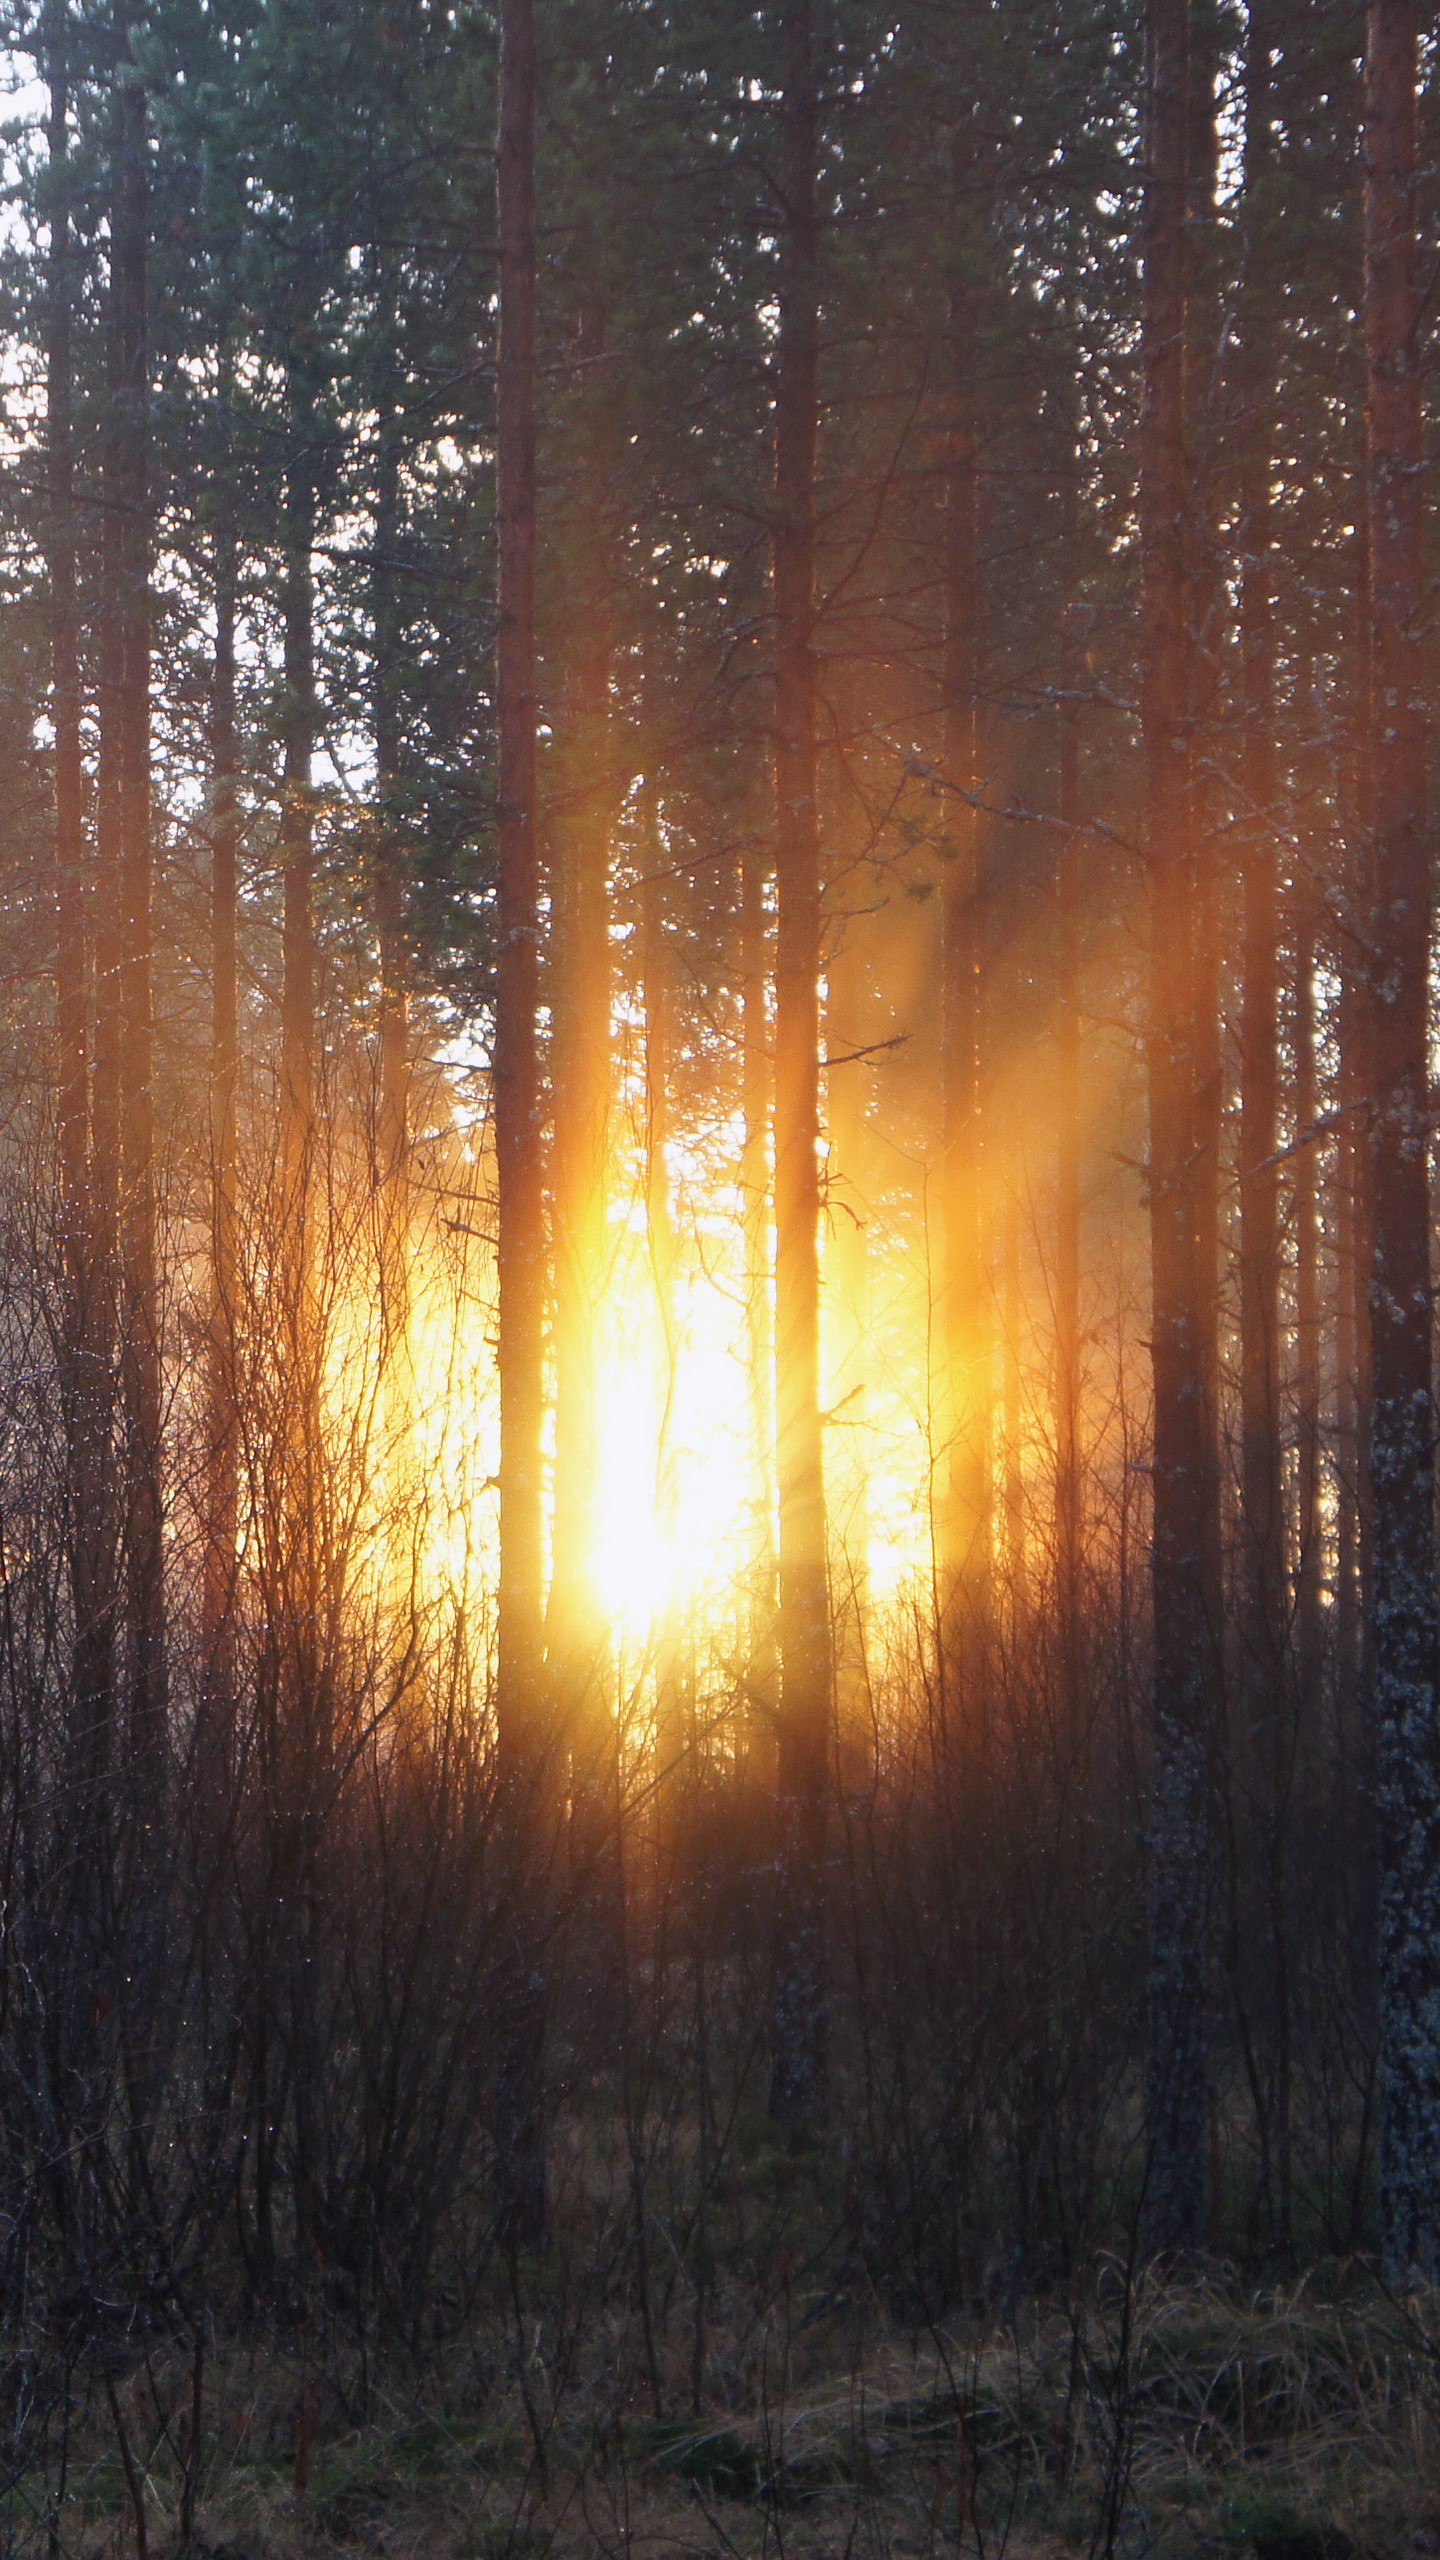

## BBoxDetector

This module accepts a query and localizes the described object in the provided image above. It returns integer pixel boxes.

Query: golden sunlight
[591,1344,676,1632]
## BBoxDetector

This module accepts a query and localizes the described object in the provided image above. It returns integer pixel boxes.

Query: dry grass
[10,2269,1440,2560]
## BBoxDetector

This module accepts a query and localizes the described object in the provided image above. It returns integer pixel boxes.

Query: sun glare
[315,1018,1130,1696]
[587,1186,762,1637]
[592,1347,677,1632]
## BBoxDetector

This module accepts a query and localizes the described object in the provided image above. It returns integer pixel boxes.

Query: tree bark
[1362,0,1440,2283]
[938,75,991,1727]
[641,793,686,1802]
[824,916,871,1762]
[273,360,325,1858]
[740,819,777,1777]
[371,355,416,1679]
[1291,867,1322,1716]
[1235,0,1293,2258]
[493,0,548,2246]
[201,490,239,1750]
[111,35,165,1817]
[641,802,676,1425]
[768,0,831,2139]
[1000,1156,1025,1626]
[1337,515,1375,1708]
[46,7,84,1229]
[1237,0,1286,1765]
[280,380,316,1289]
[46,3,116,1820]
[548,303,613,1762]
[1185,0,1224,1708]
[373,378,410,1374]
[1141,0,1215,2258]
[1055,665,1083,1740]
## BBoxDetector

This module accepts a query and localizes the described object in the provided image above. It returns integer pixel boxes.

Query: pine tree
[493,0,548,2248]
[1141,0,1215,2258]
[768,0,831,2139]
[1362,0,1440,2285]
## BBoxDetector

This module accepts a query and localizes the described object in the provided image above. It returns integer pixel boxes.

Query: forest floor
[15,2266,1440,2560]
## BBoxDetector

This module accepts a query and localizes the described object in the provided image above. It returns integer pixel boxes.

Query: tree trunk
[1185,0,1224,1713]
[201,492,239,1754]
[46,3,116,1821]
[1362,0,1440,2283]
[46,8,84,1231]
[938,80,991,1729]
[740,820,777,1778]
[1337,518,1374,1706]
[274,365,325,1913]
[1237,0,1286,1772]
[642,795,686,1803]
[768,0,830,2140]
[1141,0,1215,2257]
[1054,670,1083,1740]
[548,304,613,1768]
[371,363,416,1677]
[111,37,165,1820]
[493,0,548,2246]
[373,387,410,1334]
[1291,869,1322,1714]
[1235,0,1293,2257]
[824,916,871,1768]
[280,381,316,1298]
[1001,1154,1025,1626]
[641,802,676,1430]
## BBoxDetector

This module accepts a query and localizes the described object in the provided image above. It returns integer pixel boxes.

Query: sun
[590,1345,679,1634]
[585,1199,761,1640]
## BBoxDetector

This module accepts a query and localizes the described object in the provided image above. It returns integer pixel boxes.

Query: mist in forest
[0,0,1438,2551]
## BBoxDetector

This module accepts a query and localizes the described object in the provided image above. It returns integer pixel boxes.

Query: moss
[1224,2493,1355,2560]
[307,2420,512,2541]
[628,2416,758,2499]
[458,2527,549,2560]
[876,2385,1013,2450]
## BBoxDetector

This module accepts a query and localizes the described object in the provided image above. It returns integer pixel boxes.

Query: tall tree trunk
[642,796,686,1800]
[740,820,776,1775]
[768,0,830,2139]
[1291,867,1322,1715]
[270,367,328,2290]
[938,77,991,1727]
[824,917,871,1767]
[1185,0,1224,1697]
[1334,1009,1363,1681]
[275,366,324,1905]
[1332,501,1363,1710]
[111,36,165,1818]
[493,0,548,2246]
[46,9,83,1232]
[1001,1155,1025,1626]
[1286,858,1319,2265]
[1054,668,1083,1740]
[1237,0,1286,1771]
[88,213,123,1844]
[371,365,415,1667]
[373,389,409,1327]
[201,495,239,1752]
[1235,0,1292,2256]
[548,306,613,1766]
[1362,0,1440,2283]
[1337,515,1375,1707]
[1141,0,1215,2257]
[46,3,115,1816]
[641,802,676,1437]
[280,384,316,1304]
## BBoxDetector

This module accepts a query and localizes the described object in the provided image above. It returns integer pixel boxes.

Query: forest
[1,0,1440,2551]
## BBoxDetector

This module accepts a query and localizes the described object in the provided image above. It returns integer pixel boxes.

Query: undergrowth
[7,2267,1440,2560]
